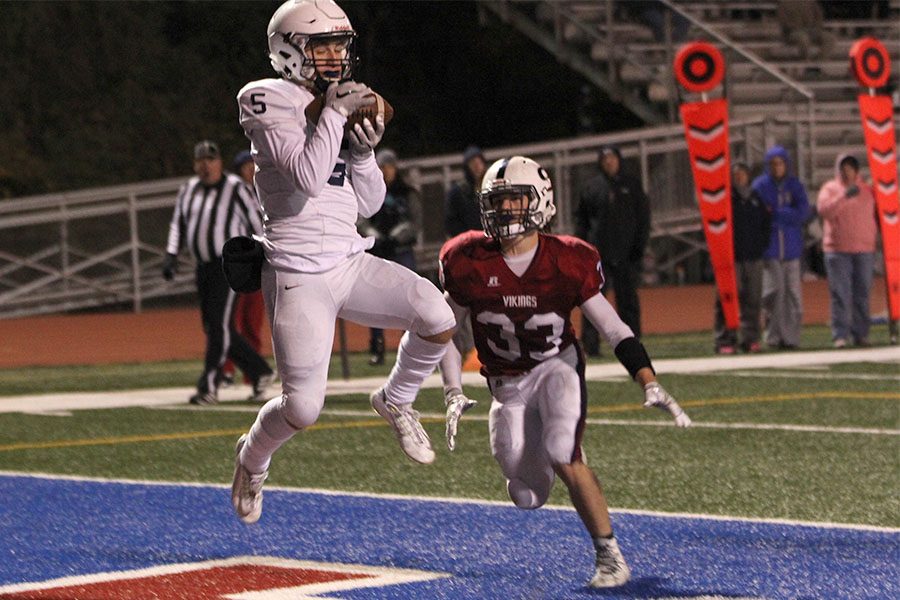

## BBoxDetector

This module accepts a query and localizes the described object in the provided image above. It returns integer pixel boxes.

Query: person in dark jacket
[444,145,487,238]
[752,145,810,349]
[713,162,772,354]
[575,145,651,355]
[358,149,422,365]
[444,145,487,360]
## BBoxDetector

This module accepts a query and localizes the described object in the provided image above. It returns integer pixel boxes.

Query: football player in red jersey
[438,156,691,588]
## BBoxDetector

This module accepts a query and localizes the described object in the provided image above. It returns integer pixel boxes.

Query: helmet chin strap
[499,228,538,255]
[313,76,333,94]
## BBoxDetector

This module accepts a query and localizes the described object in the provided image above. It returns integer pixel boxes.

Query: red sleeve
[557,235,604,305]
[439,233,477,306]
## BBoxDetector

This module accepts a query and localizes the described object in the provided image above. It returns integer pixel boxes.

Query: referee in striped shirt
[163,140,274,405]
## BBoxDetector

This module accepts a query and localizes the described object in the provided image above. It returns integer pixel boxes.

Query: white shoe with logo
[231,434,267,524]
[589,536,631,588]
[370,388,435,464]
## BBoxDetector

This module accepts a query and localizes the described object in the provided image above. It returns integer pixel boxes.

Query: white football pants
[261,251,455,428]
[488,344,587,510]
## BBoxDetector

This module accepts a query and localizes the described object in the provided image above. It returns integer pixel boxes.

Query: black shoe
[250,373,276,402]
[189,391,218,405]
[369,352,385,366]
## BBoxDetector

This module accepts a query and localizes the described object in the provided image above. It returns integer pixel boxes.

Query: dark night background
[0,1,642,198]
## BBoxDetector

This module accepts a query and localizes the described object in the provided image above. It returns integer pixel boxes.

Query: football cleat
[189,391,218,406]
[231,434,268,524]
[250,373,276,403]
[589,537,631,588]
[370,388,435,464]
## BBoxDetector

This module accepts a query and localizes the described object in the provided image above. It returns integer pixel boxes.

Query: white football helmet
[478,156,556,239]
[267,0,357,91]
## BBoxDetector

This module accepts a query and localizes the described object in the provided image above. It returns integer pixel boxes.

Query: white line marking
[688,123,725,142]
[866,118,894,135]
[700,188,727,203]
[0,556,447,596]
[695,156,726,172]
[696,370,900,382]
[1,346,897,414]
[1,471,897,533]
[144,407,900,436]
[584,418,900,436]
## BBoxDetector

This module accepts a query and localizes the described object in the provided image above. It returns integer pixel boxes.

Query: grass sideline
[1,356,898,527]
[0,324,851,396]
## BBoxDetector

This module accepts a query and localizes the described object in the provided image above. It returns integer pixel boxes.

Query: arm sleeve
[633,185,652,258]
[237,183,264,236]
[165,184,186,255]
[439,291,469,395]
[816,182,842,220]
[444,186,464,238]
[580,292,635,348]
[407,187,423,240]
[239,84,345,198]
[574,189,592,241]
[348,152,387,218]
[777,181,811,226]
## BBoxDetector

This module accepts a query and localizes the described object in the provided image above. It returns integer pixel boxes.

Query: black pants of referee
[195,261,272,395]
[581,260,642,356]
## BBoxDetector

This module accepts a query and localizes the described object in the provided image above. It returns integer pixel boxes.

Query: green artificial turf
[2,363,897,527]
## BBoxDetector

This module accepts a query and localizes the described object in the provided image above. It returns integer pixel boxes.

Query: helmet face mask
[478,157,556,240]
[303,33,355,82]
[479,186,540,239]
[267,0,358,90]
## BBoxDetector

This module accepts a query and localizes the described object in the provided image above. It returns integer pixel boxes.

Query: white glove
[643,382,692,427]
[325,81,373,118]
[348,115,385,157]
[445,389,477,451]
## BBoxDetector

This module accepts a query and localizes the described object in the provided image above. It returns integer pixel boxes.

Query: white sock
[383,331,448,406]
[240,398,300,473]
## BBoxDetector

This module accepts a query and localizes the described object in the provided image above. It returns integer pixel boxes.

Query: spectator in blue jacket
[752,145,810,349]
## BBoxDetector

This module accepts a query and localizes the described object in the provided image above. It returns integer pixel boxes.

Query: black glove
[162,253,177,281]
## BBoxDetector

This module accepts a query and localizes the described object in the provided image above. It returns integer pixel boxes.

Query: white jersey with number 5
[237,77,386,273]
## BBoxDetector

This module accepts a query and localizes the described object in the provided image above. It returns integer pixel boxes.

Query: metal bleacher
[479,0,900,188]
[2,1,898,319]
[0,115,779,319]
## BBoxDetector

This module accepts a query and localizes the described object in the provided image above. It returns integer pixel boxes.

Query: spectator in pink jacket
[816,154,878,348]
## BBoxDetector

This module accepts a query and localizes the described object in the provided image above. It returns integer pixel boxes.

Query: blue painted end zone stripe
[0,475,896,599]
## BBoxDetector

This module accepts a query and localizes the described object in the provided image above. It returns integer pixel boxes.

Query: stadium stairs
[479,0,900,189]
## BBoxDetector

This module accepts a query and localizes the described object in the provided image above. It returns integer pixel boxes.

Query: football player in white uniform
[439,156,691,588]
[231,0,456,525]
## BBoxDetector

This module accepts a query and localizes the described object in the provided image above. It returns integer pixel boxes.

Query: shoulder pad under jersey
[237,78,314,131]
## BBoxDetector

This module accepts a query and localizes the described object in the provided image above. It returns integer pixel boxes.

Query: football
[305,91,394,132]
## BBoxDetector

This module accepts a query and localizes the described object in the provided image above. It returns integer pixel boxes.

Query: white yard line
[696,370,900,381]
[1,346,898,414]
[145,406,899,436]
[1,470,897,533]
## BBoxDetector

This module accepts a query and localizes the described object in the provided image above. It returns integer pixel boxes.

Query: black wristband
[614,337,654,380]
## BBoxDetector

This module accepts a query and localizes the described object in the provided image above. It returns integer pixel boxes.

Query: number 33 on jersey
[440,230,605,376]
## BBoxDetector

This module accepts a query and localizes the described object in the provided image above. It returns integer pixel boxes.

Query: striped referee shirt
[166,173,263,263]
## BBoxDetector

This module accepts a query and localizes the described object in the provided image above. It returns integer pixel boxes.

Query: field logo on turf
[0,556,448,599]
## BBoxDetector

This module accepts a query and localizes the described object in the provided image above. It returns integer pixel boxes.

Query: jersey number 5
[249,93,266,115]
[476,311,564,361]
